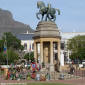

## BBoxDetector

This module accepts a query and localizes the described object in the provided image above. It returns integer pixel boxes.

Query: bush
[0,48,19,65]
[24,52,34,62]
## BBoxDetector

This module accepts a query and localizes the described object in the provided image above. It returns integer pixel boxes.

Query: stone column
[34,42,37,61]
[58,41,61,71]
[50,41,54,72]
[67,50,70,60]
[40,41,43,64]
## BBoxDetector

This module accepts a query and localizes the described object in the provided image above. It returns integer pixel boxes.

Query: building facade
[16,32,34,53]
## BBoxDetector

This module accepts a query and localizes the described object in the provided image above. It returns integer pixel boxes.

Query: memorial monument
[34,1,61,72]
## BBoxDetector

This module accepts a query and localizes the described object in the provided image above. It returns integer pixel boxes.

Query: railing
[0,66,85,80]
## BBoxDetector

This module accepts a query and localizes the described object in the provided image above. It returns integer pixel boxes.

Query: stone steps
[49,72,81,80]
[40,68,81,80]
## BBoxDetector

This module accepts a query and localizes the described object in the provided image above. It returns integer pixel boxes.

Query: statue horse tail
[56,8,60,15]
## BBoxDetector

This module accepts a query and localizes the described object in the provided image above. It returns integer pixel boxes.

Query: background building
[16,32,34,53]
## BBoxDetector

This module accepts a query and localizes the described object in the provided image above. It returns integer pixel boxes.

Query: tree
[24,52,34,62]
[7,48,19,64]
[0,49,19,64]
[0,40,4,52]
[2,32,24,50]
[67,35,85,60]
[0,32,24,64]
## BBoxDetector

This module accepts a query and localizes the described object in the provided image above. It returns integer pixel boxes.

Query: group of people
[5,61,41,80]
[4,60,50,81]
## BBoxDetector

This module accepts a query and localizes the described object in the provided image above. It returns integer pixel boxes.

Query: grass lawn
[7,83,71,85]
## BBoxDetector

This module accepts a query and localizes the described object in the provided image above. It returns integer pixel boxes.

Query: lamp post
[4,34,8,65]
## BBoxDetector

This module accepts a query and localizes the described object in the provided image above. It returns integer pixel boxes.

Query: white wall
[21,40,34,52]
[60,51,64,66]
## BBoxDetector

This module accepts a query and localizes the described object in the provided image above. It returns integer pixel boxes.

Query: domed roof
[34,21,61,38]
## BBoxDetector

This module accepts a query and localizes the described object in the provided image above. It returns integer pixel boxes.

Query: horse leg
[41,14,44,21]
[36,12,41,20]
[50,14,56,21]
[45,14,48,21]
[53,14,56,21]
[48,14,52,21]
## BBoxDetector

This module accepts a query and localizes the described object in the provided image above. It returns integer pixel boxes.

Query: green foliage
[68,35,85,60]
[24,52,34,62]
[0,32,24,64]
[7,49,19,64]
[42,62,45,68]
[2,32,24,50]
[0,52,5,64]
[0,40,4,52]
[0,49,19,65]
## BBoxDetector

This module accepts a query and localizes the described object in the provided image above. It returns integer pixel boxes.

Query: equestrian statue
[36,1,60,21]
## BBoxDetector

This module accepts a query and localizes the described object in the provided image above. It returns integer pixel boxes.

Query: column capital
[50,40,53,43]
[40,41,43,43]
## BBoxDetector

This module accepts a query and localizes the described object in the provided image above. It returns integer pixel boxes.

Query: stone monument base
[34,21,61,72]
[50,64,54,72]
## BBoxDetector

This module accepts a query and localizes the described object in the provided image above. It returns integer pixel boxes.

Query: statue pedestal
[34,21,61,72]
[50,64,54,72]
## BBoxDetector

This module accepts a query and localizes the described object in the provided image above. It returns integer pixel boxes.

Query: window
[53,53,58,60]
[24,43,27,50]
[32,43,34,50]
[61,43,64,50]
[53,42,58,50]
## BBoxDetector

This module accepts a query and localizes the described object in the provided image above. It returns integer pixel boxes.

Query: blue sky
[0,0,85,32]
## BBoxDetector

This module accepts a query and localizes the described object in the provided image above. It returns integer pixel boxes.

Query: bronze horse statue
[36,1,60,21]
